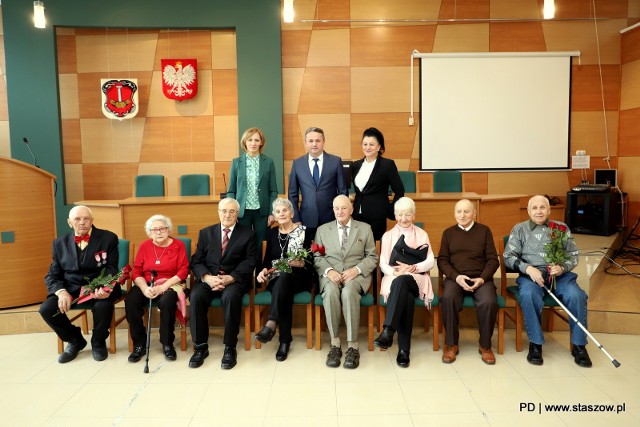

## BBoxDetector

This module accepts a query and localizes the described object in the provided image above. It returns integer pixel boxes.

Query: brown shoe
[442,344,459,364]
[479,346,496,365]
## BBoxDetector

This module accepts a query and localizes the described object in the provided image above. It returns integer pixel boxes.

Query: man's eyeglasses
[149,227,169,234]
[219,209,238,215]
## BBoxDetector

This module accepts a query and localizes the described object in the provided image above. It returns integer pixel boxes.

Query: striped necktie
[222,228,230,256]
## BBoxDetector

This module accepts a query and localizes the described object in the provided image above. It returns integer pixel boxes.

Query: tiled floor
[1,327,639,426]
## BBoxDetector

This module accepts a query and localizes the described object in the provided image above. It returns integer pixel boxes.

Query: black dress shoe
[255,326,276,344]
[343,347,360,369]
[326,346,342,368]
[221,346,237,369]
[163,345,177,361]
[189,346,209,368]
[275,342,290,362]
[58,338,87,364]
[128,346,146,363]
[92,345,108,362]
[374,326,395,350]
[571,345,592,368]
[527,343,543,366]
[396,349,410,368]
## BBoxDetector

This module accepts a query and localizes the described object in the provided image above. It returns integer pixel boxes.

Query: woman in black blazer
[350,127,405,240]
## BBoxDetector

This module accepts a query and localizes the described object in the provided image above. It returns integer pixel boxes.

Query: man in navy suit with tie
[288,127,348,239]
[188,198,257,369]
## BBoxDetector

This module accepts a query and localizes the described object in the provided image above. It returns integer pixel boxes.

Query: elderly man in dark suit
[288,127,348,239]
[314,195,378,369]
[188,197,257,369]
[39,205,121,363]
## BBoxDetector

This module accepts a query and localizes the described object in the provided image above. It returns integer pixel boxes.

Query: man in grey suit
[288,127,348,239]
[314,195,378,369]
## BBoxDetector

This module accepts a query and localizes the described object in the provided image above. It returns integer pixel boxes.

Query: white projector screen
[419,52,574,171]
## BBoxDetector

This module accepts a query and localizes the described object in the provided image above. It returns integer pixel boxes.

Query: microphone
[23,137,40,168]
[220,173,228,199]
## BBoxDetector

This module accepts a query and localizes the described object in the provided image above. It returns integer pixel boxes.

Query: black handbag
[389,234,429,265]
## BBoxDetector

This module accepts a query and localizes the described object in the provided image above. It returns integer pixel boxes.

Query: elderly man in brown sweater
[437,199,499,364]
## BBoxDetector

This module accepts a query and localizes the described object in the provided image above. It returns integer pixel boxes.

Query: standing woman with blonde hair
[227,127,279,253]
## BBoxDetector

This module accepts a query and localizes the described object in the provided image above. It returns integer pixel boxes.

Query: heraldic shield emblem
[161,59,198,101]
[101,79,139,120]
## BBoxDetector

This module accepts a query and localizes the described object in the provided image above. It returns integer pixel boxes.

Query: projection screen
[419,52,577,171]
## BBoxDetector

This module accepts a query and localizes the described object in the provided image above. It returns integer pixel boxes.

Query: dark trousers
[125,285,178,347]
[353,213,386,241]
[383,275,419,351]
[238,209,270,256]
[39,285,122,347]
[267,272,312,343]
[441,278,497,349]
[189,281,244,348]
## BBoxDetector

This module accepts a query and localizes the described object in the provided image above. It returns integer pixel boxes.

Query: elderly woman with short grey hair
[125,214,189,363]
[373,197,434,368]
[254,198,315,361]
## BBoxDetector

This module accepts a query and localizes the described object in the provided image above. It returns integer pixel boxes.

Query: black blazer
[45,226,119,296]
[351,156,404,221]
[190,222,258,292]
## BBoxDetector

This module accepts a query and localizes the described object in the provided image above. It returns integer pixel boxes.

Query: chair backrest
[179,174,211,196]
[398,171,417,193]
[174,236,192,259]
[117,239,130,269]
[134,175,165,197]
[433,170,462,192]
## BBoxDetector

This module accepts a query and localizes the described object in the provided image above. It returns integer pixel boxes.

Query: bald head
[527,195,551,225]
[454,199,476,228]
[333,195,353,226]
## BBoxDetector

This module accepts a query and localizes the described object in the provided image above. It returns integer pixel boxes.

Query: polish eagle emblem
[161,59,198,101]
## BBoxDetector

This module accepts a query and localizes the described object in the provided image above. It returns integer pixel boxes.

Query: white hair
[68,205,93,220]
[219,197,240,211]
[144,214,173,237]
[394,197,416,215]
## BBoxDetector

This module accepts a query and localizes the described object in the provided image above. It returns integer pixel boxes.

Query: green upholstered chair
[57,238,131,355]
[134,175,166,197]
[398,170,417,193]
[500,236,568,352]
[253,288,314,349]
[127,237,192,352]
[179,174,211,196]
[433,170,462,192]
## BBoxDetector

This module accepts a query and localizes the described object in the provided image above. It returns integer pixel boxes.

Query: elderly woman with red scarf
[373,197,434,368]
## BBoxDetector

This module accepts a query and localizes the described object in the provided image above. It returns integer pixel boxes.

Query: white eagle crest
[163,61,196,98]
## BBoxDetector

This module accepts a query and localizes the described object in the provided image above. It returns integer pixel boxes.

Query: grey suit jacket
[313,219,378,292]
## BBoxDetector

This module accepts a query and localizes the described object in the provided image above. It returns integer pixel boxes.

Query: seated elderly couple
[42,195,591,369]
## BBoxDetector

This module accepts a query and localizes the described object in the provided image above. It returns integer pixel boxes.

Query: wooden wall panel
[64,164,84,202]
[488,171,570,196]
[281,30,312,68]
[433,23,489,52]
[81,118,145,164]
[307,29,350,67]
[351,26,436,67]
[489,22,546,52]
[490,0,538,19]
[282,68,305,114]
[61,119,82,164]
[213,115,239,161]
[297,113,352,160]
[140,117,215,163]
[298,67,351,114]
[570,111,619,156]
[214,161,231,196]
[82,163,139,200]
[211,31,237,70]
[153,30,212,71]
[620,60,640,110]
[571,65,621,111]
[283,114,307,161]
[56,35,77,74]
[543,20,624,65]
[76,33,158,73]
[439,0,489,19]
[618,157,640,199]
[622,27,640,64]
[350,113,416,160]
[352,0,441,21]
[58,74,79,119]
[619,107,640,156]
[555,0,628,19]
[351,67,409,113]
[212,69,239,116]
[463,172,488,194]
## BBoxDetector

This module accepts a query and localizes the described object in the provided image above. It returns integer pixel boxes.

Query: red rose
[548,222,558,230]
[311,242,325,256]
[558,224,568,232]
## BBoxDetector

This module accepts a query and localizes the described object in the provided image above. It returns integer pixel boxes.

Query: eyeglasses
[219,209,238,215]
[149,227,169,234]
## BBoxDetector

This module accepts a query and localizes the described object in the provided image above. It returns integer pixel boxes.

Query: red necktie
[221,228,230,256]
[74,235,90,244]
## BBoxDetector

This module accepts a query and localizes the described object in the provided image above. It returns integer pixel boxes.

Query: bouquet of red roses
[543,221,570,290]
[266,242,326,277]
[53,264,131,316]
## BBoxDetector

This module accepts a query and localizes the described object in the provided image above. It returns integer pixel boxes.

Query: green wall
[2,0,284,235]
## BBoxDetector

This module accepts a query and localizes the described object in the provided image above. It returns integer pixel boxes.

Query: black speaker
[565,191,618,236]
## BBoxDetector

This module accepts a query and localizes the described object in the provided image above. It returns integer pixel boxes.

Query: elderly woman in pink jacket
[373,197,434,368]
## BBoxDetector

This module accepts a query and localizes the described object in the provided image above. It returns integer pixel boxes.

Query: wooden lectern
[0,157,56,308]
